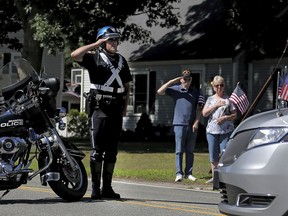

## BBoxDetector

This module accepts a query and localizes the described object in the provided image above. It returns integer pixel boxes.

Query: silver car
[216,108,288,216]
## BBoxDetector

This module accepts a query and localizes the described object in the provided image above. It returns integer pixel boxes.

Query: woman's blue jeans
[206,132,232,162]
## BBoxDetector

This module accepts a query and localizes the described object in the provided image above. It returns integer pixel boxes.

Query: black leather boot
[101,163,121,199]
[90,160,102,199]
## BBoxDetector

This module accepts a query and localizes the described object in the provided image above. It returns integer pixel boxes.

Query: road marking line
[123,200,224,216]
[113,180,217,193]
[20,186,54,194]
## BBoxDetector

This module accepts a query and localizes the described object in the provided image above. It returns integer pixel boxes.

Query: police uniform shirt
[78,49,132,94]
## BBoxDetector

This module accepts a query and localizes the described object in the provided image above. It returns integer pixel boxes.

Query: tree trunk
[14,0,43,72]
[22,24,43,72]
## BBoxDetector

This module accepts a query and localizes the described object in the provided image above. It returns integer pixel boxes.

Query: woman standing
[202,75,237,183]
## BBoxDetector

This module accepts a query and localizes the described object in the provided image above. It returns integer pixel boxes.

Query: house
[72,0,285,134]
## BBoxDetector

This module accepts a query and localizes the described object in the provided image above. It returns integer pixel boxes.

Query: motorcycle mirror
[14,90,25,102]
[39,87,50,94]
[57,107,67,118]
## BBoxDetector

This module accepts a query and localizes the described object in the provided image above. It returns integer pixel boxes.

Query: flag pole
[241,37,288,122]
[241,70,278,121]
[276,71,280,109]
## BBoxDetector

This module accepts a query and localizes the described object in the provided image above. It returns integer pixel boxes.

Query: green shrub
[67,109,89,139]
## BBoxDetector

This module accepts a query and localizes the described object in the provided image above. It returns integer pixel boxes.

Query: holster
[83,92,98,116]
[87,89,126,114]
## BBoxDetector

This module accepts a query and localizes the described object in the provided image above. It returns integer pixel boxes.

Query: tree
[0,0,181,71]
[222,0,288,61]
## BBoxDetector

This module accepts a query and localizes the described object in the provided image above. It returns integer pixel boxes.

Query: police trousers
[89,99,123,163]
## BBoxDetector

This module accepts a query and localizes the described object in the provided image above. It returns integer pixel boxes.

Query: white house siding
[203,60,235,96]
[250,60,275,112]
[122,58,235,131]
[237,58,249,93]
[248,58,288,112]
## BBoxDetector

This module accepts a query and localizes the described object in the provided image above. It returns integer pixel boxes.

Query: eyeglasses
[214,84,224,87]
[184,78,192,81]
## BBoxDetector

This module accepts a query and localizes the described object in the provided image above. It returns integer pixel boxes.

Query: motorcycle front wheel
[48,156,88,201]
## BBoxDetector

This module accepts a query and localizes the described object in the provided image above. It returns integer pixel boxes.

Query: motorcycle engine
[0,137,26,154]
[0,137,27,174]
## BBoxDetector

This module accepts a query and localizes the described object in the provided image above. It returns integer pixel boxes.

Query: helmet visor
[104,32,120,39]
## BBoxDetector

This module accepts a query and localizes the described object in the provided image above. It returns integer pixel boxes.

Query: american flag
[279,74,288,100]
[229,85,249,115]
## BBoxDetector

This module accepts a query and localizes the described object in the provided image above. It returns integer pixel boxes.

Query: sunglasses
[214,84,224,87]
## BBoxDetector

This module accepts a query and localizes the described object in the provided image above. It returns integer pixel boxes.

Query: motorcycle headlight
[247,128,288,149]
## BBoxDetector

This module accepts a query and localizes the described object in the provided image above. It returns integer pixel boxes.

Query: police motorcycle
[0,58,87,201]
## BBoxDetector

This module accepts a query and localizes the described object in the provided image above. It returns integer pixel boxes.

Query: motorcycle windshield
[0,58,39,99]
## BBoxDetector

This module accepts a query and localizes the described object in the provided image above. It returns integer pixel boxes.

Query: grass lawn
[80,141,213,189]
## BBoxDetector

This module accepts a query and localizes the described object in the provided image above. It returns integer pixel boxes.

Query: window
[70,103,80,111]
[128,71,156,114]
[71,68,83,84]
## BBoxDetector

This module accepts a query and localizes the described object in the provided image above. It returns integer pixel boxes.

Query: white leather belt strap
[99,52,124,87]
[90,84,125,93]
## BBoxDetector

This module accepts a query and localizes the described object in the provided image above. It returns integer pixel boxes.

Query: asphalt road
[0,178,224,216]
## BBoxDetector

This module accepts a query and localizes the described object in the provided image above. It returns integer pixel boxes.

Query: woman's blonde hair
[211,75,225,86]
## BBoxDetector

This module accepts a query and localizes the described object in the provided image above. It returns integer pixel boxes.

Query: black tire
[48,157,88,201]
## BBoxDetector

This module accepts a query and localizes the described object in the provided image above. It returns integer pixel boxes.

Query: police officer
[71,26,132,199]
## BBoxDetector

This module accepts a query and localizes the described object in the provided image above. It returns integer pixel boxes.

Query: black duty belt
[95,94,116,100]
